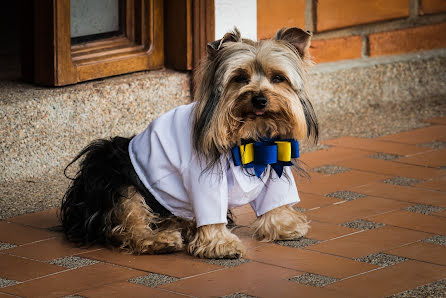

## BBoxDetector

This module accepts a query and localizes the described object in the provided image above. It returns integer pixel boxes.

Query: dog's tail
[60,136,137,245]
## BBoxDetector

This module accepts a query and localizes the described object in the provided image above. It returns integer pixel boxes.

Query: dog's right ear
[275,27,312,59]
[207,27,241,59]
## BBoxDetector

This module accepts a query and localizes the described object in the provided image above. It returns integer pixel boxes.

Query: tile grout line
[2,236,58,249]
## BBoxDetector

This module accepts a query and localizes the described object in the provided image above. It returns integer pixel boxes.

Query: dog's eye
[272,75,285,84]
[234,75,249,84]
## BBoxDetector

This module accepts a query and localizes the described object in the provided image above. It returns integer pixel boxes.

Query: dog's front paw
[187,224,246,259]
[252,205,310,242]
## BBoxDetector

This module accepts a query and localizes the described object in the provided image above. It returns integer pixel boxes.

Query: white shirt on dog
[129,103,300,227]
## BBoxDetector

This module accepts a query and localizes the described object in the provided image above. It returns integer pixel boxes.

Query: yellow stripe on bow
[239,143,254,164]
[275,141,292,162]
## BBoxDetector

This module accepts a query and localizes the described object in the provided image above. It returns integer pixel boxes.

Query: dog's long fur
[61,27,318,258]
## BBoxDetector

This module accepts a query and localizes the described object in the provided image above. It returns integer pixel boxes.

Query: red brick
[369,23,446,57]
[420,0,446,15]
[317,0,409,31]
[310,36,363,63]
[257,0,305,40]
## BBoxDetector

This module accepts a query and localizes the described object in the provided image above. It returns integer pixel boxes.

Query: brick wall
[257,0,446,63]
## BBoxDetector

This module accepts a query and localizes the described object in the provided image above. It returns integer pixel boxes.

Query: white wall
[214,0,257,41]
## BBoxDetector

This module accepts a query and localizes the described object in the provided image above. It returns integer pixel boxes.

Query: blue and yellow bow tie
[231,139,299,178]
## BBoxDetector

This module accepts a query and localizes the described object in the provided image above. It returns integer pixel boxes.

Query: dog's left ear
[207,28,242,59]
[275,27,312,59]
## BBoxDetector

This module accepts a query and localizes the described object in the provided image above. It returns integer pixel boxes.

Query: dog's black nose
[251,95,268,109]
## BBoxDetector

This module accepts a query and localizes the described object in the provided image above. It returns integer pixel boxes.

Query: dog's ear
[207,27,241,58]
[275,27,312,58]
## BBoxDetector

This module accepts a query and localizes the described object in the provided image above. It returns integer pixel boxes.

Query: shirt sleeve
[250,166,301,216]
[181,156,229,227]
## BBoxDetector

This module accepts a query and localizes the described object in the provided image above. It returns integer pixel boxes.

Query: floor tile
[325,260,446,297]
[77,281,183,298]
[396,149,446,168]
[311,165,350,175]
[386,242,446,266]
[129,273,178,287]
[322,136,429,155]
[355,252,407,267]
[350,182,446,207]
[160,261,300,297]
[48,255,99,269]
[245,244,378,279]
[0,254,64,281]
[247,279,348,298]
[390,279,446,298]
[2,237,100,261]
[232,208,257,226]
[7,208,59,229]
[232,227,268,251]
[306,221,358,241]
[289,272,338,287]
[383,176,423,186]
[423,235,446,246]
[405,204,444,215]
[82,249,222,278]
[325,190,367,201]
[368,152,402,160]
[231,204,254,216]
[369,210,446,235]
[432,209,446,217]
[340,219,386,230]
[295,192,343,210]
[1,263,144,298]
[335,157,443,179]
[414,175,446,192]
[377,125,446,144]
[296,170,390,195]
[307,226,430,259]
[305,197,411,224]
[299,147,370,169]
[76,282,184,298]
[0,221,56,245]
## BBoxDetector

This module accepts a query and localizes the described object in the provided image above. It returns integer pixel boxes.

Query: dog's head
[192,27,318,169]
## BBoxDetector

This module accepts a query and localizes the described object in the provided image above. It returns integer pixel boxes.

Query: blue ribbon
[231,139,299,178]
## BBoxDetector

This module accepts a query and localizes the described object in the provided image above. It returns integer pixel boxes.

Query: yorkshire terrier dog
[61,27,318,259]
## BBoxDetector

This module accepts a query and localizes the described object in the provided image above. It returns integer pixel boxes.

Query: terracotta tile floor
[1,118,445,297]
